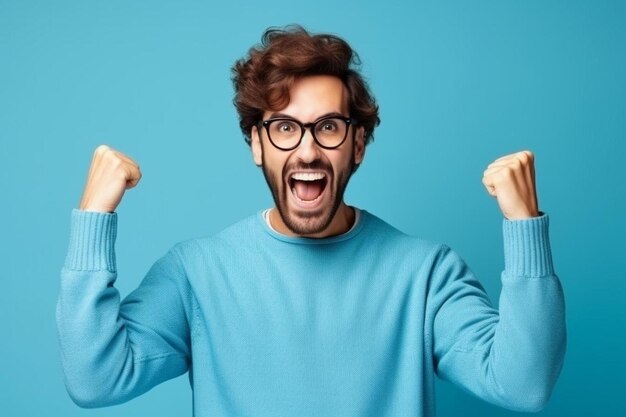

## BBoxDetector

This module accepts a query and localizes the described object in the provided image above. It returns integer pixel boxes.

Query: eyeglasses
[259,116,356,151]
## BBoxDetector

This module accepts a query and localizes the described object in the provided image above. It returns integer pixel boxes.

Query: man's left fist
[482,150,540,220]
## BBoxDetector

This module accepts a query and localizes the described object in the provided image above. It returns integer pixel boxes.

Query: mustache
[283,160,333,176]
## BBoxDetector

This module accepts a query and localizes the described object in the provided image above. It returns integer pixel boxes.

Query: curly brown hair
[232,25,380,146]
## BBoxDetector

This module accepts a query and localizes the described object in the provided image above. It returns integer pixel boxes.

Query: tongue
[293,180,324,201]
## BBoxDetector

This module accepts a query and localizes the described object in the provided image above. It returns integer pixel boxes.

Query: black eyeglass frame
[258,116,357,151]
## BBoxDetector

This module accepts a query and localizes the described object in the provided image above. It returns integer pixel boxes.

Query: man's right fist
[79,145,142,213]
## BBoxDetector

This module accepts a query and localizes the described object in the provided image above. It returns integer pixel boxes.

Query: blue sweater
[57,209,565,416]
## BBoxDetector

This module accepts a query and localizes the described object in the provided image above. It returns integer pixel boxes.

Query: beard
[260,143,355,236]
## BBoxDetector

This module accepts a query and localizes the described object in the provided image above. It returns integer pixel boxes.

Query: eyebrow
[267,112,347,122]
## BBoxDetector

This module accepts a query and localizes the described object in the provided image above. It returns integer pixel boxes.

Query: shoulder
[359,210,447,262]
[357,211,465,292]
[168,212,262,260]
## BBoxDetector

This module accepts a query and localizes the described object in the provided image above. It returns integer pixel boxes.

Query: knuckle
[494,170,511,182]
[518,152,530,164]
[108,156,124,170]
[108,153,121,163]
[518,151,534,166]
[102,148,116,159]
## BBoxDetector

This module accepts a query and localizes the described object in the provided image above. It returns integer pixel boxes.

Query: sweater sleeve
[56,210,192,408]
[431,213,566,412]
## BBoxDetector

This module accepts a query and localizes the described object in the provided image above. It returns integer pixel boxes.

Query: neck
[269,203,355,238]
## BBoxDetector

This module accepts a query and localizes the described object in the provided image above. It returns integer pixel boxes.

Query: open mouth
[288,172,329,206]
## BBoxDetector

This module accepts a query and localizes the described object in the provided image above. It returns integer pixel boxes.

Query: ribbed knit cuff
[64,209,117,272]
[502,212,554,278]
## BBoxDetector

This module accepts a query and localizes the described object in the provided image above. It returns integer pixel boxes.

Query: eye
[276,120,297,132]
[319,120,338,132]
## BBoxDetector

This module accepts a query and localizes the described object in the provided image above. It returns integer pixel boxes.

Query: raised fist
[482,150,539,220]
[79,145,142,213]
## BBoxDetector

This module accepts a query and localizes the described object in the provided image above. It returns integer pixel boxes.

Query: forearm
[434,214,566,412]
[56,210,189,407]
[491,213,566,408]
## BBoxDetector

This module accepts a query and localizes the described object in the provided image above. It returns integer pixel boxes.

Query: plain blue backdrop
[1,0,624,416]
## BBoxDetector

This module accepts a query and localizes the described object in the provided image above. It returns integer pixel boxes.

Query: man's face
[251,75,365,237]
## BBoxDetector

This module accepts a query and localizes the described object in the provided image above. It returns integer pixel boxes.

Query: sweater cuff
[64,209,117,272]
[502,212,554,278]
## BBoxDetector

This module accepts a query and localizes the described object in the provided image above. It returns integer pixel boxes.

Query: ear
[354,126,366,165]
[251,125,263,166]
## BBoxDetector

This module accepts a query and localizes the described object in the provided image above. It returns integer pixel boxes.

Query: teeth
[291,172,326,181]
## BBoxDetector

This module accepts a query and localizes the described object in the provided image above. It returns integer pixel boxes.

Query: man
[57,26,566,416]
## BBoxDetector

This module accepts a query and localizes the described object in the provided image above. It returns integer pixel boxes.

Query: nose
[294,127,323,163]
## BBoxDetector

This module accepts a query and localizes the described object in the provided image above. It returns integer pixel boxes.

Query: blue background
[1,0,624,415]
